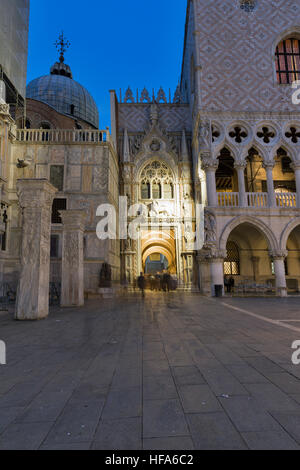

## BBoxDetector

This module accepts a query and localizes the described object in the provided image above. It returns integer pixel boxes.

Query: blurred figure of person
[137,272,146,298]
[167,273,172,292]
[150,275,155,291]
[229,276,235,294]
[224,276,230,293]
[162,272,169,292]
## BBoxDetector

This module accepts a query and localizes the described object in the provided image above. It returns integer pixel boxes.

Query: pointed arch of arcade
[280,217,300,250]
[219,216,279,252]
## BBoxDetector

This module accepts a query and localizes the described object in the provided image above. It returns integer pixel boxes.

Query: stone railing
[276,193,297,208]
[247,192,268,208]
[16,129,109,144]
[217,191,298,208]
[218,192,239,207]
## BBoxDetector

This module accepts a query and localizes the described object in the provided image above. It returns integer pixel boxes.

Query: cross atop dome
[51,32,73,79]
[54,32,70,64]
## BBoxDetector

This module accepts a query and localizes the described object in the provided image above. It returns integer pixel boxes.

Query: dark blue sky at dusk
[27,0,187,128]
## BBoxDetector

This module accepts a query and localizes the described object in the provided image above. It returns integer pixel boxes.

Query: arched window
[224,241,240,276]
[140,161,174,200]
[39,122,51,129]
[275,38,300,84]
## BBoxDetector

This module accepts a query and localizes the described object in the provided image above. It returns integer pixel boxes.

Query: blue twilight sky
[27,0,188,128]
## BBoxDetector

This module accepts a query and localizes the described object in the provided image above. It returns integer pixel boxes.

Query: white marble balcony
[217,191,298,208]
[16,128,109,144]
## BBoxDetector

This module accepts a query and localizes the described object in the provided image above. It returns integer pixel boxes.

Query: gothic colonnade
[202,153,300,209]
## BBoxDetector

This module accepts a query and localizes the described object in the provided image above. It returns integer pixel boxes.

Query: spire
[181,129,189,161]
[51,32,73,79]
[123,129,130,162]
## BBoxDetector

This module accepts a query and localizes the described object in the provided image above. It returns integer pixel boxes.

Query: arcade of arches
[221,222,300,294]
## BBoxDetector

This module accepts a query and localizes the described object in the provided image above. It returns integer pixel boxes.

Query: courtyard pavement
[1,293,300,450]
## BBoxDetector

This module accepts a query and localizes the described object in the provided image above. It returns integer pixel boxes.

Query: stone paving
[1,293,300,450]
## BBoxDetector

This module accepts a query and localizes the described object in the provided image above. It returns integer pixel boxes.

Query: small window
[141,183,150,200]
[152,183,162,200]
[163,183,174,199]
[52,199,67,224]
[276,38,300,84]
[50,235,59,258]
[50,165,64,191]
[70,104,75,115]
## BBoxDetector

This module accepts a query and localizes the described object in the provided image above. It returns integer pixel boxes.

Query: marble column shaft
[60,210,86,307]
[15,179,57,320]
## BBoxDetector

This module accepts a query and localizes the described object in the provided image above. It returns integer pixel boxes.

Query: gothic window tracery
[140,161,174,200]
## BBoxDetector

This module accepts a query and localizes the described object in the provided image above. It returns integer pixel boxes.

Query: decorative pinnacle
[54,32,70,63]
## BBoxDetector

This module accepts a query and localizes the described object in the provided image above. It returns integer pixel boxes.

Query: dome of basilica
[26,35,99,129]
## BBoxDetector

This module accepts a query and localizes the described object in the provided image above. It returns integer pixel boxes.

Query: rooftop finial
[55,32,70,63]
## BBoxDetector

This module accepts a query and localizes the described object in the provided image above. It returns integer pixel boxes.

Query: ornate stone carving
[199,121,211,150]
[124,87,135,103]
[15,179,57,321]
[147,200,176,218]
[140,88,151,103]
[204,211,217,244]
[60,210,86,307]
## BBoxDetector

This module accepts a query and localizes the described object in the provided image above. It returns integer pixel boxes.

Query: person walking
[137,272,146,298]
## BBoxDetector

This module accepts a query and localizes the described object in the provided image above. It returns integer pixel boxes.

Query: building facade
[2,0,300,316]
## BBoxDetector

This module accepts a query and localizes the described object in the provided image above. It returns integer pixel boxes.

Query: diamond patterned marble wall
[182,0,300,112]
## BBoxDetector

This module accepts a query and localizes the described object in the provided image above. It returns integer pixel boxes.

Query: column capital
[17,179,57,209]
[291,161,300,171]
[201,158,218,172]
[262,161,275,170]
[269,250,288,261]
[197,247,226,262]
[59,210,86,231]
[234,161,247,171]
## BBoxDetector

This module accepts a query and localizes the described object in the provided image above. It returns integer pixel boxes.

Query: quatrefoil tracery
[256,126,276,144]
[229,126,248,144]
[285,127,300,144]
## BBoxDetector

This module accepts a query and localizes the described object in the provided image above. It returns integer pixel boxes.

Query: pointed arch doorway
[140,229,177,275]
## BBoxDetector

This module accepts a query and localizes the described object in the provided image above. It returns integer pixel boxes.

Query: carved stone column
[197,249,212,296]
[201,158,218,207]
[291,162,300,209]
[15,179,57,320]
[60,210,86,307]
[270,250,288,297]
[263,162,276,208]
[210,251,226,297]
[235,162,248,207]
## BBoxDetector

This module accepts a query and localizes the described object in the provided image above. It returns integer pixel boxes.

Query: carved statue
[204,211,216,244]
[148,200,175,218]
[99,262,112,288]
[199,121,211,149]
